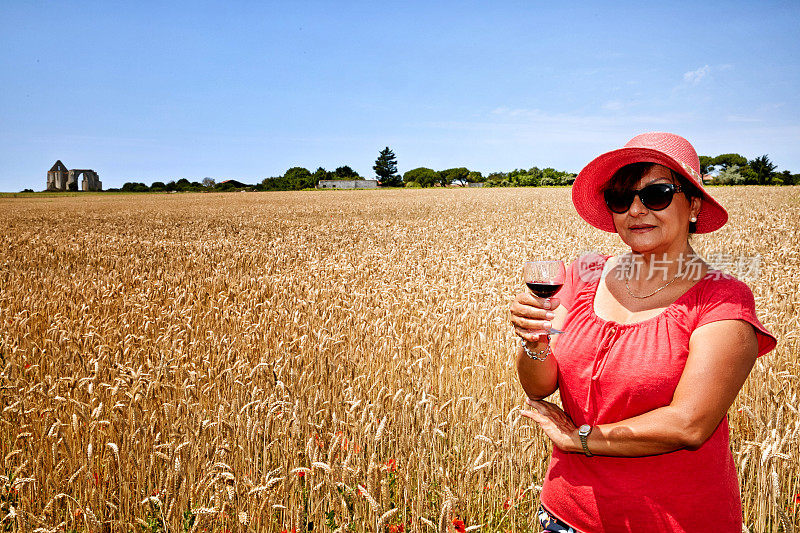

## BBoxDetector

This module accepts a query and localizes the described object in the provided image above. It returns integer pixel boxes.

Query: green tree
[373,147,400,186]
[334,165,361,179]
[713,165,745,185]
[779,170,800,185]
[403,167,438,187]
[202,177,216,188]
[748,154,777,185]
[542,168,561,183]
[514,168,540,187]
[485,172,508,187]
[712,153,748,170]
[174,178,192,191]
[260,167,316,191]
[439,167,470,186]
[312,167,330,183]
[558,172,577,185]
[122,182,149,192]
[151,181,167,191]
[740,166,759,185]
[466,171,484,183]
[699,155,715,175]
[285,167,315,188]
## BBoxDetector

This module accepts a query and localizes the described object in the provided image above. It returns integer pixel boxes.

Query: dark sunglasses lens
[604,190,632,213]
[639,184,675,210]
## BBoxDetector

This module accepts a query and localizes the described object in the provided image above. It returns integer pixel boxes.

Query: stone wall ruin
[47,160,102,191]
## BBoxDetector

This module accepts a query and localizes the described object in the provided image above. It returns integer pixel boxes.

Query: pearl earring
[690,216,697,223]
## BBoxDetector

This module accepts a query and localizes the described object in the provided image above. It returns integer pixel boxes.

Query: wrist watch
[578,424,593,457]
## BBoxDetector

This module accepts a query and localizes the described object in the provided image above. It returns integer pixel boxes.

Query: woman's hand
[509,292,560,344]
[512,291,563,400]
[521,398,581,453]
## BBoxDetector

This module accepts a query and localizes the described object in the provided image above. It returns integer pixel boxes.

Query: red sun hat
[572,132,728,234]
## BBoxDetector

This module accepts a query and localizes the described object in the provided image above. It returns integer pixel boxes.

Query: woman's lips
[629,225,655,233]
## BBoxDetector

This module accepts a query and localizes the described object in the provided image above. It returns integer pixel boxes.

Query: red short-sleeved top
[540,254,776,532]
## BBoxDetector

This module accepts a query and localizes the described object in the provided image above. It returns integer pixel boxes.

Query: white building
[317,180,378,189]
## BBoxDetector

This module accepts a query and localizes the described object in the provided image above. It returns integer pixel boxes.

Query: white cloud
[683,65,711,85]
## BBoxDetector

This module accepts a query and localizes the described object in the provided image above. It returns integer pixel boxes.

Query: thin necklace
[624,255,688,299]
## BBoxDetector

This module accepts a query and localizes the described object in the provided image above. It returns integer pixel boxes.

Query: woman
[509,132,776,532]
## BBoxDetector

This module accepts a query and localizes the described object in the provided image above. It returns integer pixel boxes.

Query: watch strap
[579,424,593,457]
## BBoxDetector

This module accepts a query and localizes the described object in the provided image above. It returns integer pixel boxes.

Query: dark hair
[605,162,701,233]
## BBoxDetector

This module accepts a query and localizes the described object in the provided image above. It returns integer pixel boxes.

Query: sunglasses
[603,183,683,214]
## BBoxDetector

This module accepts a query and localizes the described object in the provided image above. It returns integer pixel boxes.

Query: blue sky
[2,1,799,191]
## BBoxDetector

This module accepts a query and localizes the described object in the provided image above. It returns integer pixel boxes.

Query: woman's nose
[628,194,648,215]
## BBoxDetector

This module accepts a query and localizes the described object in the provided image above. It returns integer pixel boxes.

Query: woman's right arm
[509,292,565,400]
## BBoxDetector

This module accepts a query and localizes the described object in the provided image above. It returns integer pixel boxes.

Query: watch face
[579,424,591,435]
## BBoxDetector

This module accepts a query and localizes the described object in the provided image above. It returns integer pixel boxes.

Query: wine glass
[523,260,566,334]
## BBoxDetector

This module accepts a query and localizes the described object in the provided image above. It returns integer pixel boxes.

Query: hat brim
[572,147,728,234]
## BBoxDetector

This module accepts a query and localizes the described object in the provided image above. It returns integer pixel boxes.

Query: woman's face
[611,164,701,256]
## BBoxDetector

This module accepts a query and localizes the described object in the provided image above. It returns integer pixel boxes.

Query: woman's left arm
[522,319,759,456]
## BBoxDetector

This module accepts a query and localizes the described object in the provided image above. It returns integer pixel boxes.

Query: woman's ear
[690,196,702,220]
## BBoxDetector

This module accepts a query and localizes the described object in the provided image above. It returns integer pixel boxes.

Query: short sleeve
[695,275,777,357]
[559,253,607,311]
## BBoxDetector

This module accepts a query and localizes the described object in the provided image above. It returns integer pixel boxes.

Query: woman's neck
[625,246,698,283]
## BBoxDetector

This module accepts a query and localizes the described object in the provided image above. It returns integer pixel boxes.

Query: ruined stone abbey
[47,160,102,191]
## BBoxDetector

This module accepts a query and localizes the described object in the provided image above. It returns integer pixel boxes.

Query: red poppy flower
[795,493,800,504]
[453,519,466,533]
[385,459,397,472]
[502,498,512,510]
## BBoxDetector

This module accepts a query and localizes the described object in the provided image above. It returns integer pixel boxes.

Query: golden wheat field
[1,187,799,533]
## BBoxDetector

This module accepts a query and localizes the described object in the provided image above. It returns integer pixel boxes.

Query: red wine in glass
[523,260,566,334]
[525,282,563,299]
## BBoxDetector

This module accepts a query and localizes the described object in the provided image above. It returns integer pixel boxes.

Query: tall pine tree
[373,147,400,186]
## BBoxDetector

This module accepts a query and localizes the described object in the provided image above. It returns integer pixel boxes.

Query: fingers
[521,408,563,439]
[512,322,549,343]
[520,401,548,423]
[510,296,556,342]
[521,399,578,453]
[516,292,561,312]
[519,409,541,422]
[524,399,576,431]
[525,399,553,417]
[527,399,561,418]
